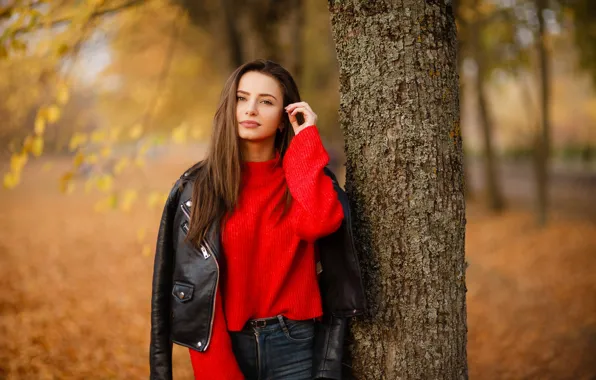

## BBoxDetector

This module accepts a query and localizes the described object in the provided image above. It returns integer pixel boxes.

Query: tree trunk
[474,51,505,212]
[220,0,244,69]
[535,0,550,226]
[327,1,467,379]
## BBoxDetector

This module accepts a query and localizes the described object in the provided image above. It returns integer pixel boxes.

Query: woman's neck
[240,140,276,162]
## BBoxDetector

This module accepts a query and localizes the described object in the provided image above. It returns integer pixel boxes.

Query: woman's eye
[262,100,273,105]
[236,96,245,101]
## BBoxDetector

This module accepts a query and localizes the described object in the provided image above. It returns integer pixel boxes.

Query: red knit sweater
[188,125,344,379]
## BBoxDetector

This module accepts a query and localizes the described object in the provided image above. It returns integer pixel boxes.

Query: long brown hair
[185,59,302,247]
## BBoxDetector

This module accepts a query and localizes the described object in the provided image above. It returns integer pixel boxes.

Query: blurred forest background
[0,0,595,379]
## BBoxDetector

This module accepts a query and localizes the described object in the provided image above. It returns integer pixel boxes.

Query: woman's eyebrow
[237,90,277,101]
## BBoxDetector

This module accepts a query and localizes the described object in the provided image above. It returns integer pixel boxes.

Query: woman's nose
[245,101,257,115]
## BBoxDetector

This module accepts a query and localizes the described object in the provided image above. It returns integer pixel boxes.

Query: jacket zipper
[201,239,218,351]
[180,204,190,220]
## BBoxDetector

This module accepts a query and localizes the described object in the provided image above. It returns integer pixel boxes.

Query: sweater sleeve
[282,125,344,243]
[188,286,244,380]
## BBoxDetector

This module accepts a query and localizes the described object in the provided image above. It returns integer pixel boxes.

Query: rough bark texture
[327,1,467,379]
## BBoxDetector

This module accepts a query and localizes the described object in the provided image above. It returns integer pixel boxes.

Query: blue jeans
[229,315,315,380]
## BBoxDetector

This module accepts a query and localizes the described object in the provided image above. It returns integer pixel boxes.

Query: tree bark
[535,0,550,226]
[327,1,467,379]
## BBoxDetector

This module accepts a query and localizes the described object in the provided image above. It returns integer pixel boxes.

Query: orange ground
[1,155,594,379]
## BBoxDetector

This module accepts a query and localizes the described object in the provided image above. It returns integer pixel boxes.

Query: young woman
[150,59,366,380]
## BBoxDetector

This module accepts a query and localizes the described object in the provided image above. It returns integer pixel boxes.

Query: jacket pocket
[172,281,194,303]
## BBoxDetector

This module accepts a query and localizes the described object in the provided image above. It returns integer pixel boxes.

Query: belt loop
[277,315,289,334]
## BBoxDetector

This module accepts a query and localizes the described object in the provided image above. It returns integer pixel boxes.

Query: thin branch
[12,0,145,36]
[140,9,181,131]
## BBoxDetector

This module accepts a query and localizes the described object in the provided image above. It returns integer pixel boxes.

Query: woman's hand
[285,101,318,135]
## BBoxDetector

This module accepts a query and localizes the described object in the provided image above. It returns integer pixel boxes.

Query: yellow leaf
[73,151,85,168]
[108,194,118,209]
[46,105,61,123]
[91,130,106,143]
[114,157,130,175]
[120,189,138,212]
[147,191,161,208]
[31,136,44,157]
[108,127,121,142]
[171,124,188,144]
[3,172,20,189]
[138,142,151,156]
[34,114,46,135]
[56,84,69,105]
[56,43,69,57]
[96,174,113,192]
[22,135,33,153]
[142,244,152,257]
[42,162,53,171]
[68,182,76,193]
[85,153,98,164]
[68,133,88,152]
[100,146,111,158]
[129,124,143,139]
[10,153,28,173]
[137,227,146,242]
[59,171,74,189]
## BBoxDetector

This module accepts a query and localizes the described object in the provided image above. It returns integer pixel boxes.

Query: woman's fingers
[288,112,301,130]
[285,101,318,133]
[285,101,314,114]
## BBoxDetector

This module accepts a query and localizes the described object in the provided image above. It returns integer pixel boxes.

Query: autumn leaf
[129,124,143,139]
[108,193,118,209]
[56,84,70,105]
[108,127,121,142]
[96,174,113,192]
[73,151,85,168]
[84,177,95,193]
[85,153,99,164]
[31,136,44,157]
[100,146,111,158]
[46,105,61,123]
[120,189,138,212]
[56,43,69,57]
[147,191,161,208]
[136,227,147,243]
[3,171,20,189]
[91,130,107,143]
[59,171,74,194]
[113,157,130,175]
[69,133,88,152]
[171,123,188,144]
[22,135,33,153]
[10,153,28,173]
[34,114,46,135]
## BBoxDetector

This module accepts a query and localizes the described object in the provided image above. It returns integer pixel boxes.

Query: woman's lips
[240,121,261,128]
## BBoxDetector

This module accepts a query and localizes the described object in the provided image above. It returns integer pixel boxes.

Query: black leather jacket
[150,162,366,380]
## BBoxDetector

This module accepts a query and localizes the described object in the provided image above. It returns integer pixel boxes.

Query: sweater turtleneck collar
[241,150,283,186]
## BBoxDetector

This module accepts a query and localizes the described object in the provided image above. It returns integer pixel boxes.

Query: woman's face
[236,71,284,143]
